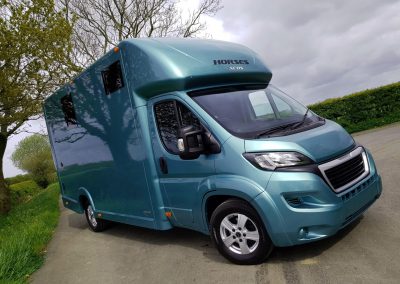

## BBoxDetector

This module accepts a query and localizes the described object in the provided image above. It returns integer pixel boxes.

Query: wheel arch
[205,195,275,264]
[197,175,268,231]
[202,191,271,234]
[201,188,284,246]
[77,187,96,212]
[204,195,249,225]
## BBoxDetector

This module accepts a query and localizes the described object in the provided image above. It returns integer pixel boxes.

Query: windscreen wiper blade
[288,109,310,130]
[256,123,297,138]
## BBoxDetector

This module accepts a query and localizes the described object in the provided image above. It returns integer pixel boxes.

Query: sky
[3,0,400,177]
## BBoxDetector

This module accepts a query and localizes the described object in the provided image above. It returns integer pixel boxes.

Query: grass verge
[0,183,60,283]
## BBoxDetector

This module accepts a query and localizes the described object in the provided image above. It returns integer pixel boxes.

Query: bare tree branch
[59,0,222,67]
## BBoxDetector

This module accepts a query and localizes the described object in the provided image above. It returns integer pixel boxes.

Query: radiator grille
[319,147,369,193]
[325,154,365,189]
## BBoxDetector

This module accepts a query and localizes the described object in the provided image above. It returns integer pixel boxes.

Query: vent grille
[325,154,365,189]
[319,147,369,193]
[285,197,302,207]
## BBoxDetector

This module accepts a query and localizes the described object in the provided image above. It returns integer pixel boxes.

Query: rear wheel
[210,199,274,264]
[84,204,109,232]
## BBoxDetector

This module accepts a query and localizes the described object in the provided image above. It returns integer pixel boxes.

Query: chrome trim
[318,147,370,193]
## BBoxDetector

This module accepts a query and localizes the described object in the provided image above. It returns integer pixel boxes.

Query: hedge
[308,82,400,133]
[9,180,41,206]
[5,174,33,186]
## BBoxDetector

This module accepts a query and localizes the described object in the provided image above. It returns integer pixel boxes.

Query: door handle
[159,157,168,174]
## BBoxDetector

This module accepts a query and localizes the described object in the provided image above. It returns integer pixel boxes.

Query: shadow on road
[67,212,362,264]
[269,216,362,262]
[67,212,227,263]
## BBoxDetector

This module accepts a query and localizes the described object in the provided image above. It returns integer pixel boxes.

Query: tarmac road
[32,123,400,284]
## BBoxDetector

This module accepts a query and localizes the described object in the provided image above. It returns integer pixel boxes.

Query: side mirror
[178,126,205,160]
[203,130,221,155]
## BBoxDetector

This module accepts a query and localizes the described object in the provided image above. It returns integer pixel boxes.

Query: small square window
[60,93,77,126]
[101,61,124,95]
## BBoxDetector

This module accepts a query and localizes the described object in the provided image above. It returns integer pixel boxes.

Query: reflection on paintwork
[45,50,153,220]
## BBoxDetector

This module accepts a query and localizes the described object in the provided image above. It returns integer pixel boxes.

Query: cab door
[149,96,217,229]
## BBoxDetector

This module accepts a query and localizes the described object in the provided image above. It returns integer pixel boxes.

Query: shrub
[11,135,55,188]
[46,172,58,184]
[9,181,41,206]
[309,82,400,133]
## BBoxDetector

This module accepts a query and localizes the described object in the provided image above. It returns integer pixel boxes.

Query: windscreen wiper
[288,109,310,130]
[256,123,297,138]
[255,109,311,138]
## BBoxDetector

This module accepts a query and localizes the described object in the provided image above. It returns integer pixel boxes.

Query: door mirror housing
[178,126,205,160]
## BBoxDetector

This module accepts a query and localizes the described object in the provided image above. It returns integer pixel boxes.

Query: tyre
[84,204,109,232]
[210,199,274,264]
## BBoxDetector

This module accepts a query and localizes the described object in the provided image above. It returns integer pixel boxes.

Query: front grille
[325,154,364,189]
[319,147,369,193]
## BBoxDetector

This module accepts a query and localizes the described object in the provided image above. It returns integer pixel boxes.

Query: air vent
[285,197,302,207]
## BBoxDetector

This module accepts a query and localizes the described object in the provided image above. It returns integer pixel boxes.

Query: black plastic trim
[276,164,325,180]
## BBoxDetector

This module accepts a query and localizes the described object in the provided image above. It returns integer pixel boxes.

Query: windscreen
[190,85,324,139]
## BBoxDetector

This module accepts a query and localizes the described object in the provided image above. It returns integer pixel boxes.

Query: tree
[0,0,75,214]
[59,0,222,67]
[11,134,55,188]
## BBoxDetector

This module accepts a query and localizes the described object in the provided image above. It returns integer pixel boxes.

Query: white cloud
[213,0,400,104]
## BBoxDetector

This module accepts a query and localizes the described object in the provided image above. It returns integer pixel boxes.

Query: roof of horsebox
[119,38,272,98]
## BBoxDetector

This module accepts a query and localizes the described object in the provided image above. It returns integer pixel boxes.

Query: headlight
[243,152,313,170]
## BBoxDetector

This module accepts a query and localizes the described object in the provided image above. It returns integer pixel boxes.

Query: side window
[154,101,179,153]
[101,61,124,95]
[60,93,77,126]
[154,100,201,154]
[177,103,201,129]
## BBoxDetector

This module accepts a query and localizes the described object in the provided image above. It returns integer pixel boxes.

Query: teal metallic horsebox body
[44,38,382,264]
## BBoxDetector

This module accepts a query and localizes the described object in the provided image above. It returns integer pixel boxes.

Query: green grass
[5,174,33,186]
[0,183,60,283]
[9,180,41,207]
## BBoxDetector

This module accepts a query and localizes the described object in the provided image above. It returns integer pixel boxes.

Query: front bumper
[251,151,382,247]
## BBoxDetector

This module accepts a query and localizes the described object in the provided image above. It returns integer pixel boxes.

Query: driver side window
[154,100,201,154]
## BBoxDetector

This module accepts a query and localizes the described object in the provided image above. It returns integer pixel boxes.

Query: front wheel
[210,199,274,264]
[84,204,109,232]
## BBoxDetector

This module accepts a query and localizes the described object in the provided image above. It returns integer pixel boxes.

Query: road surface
[32,123,400,283]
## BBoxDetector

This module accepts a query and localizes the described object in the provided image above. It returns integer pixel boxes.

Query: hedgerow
[309,82,400,133]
